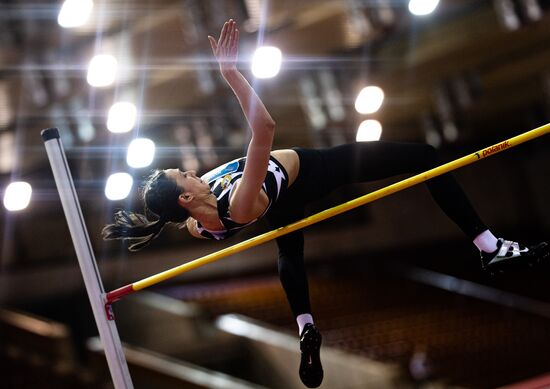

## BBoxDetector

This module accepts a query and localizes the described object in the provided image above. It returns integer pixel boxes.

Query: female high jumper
[103,19,549,388]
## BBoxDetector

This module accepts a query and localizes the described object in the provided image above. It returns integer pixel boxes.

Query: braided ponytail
[102,170,190,251]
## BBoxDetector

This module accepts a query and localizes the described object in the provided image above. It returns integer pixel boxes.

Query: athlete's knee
[417,143,439,169]
[278,254,306,288]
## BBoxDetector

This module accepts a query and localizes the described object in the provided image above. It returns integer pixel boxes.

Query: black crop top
[196,155,289,240]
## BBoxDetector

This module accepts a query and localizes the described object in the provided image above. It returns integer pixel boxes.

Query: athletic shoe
[299,323,323,388]
[480,238,549,274]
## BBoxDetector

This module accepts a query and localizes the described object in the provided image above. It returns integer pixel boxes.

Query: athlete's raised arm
[208,19,276,223]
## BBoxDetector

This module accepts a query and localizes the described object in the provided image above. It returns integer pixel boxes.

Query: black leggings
[266,142,487,318]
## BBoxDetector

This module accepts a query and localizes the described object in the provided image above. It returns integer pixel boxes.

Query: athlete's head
[163,168,211,206]
[102,169,189,251]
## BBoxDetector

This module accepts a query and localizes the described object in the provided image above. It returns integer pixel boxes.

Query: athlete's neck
[191,194,224,230]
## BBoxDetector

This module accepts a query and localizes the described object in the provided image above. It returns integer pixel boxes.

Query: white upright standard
[41,127,133,389]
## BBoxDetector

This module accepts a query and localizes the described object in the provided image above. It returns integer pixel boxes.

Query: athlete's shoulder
[201,157,245,183]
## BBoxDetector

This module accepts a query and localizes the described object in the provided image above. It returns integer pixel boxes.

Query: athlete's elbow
[264,119,276,134]
[251,121,275,139]
[252,121,275,144]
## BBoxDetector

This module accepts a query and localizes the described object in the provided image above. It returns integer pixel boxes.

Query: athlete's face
[164,169,210,196]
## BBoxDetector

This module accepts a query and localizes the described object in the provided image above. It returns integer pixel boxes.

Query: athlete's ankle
[473,229,499,253]
[297,313,314,335]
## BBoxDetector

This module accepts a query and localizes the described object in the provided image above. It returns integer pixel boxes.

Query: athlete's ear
[178,192,194,206]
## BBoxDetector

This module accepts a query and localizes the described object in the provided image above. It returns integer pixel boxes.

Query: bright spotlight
[3,181,32,211]
[355,86,385,114]
[127,138,155,168]
[408,0,440,16]
[58,0,93,28]
[87,54,117,87]
[251,46,282,79]
[107,102,137,133]
[105,173,133,201]
[356,120,382,142]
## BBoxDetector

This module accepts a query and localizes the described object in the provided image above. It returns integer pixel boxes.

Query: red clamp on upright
[106,284,135,304]
[104,284,134,321]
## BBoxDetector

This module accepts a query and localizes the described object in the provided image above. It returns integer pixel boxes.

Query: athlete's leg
[267,148,325,388]
[266,205,323,388]
[317,141,549,273]
[319,141,488,239]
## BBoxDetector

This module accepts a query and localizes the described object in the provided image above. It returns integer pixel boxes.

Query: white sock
[296,313,314,335]
[473,229,499,253]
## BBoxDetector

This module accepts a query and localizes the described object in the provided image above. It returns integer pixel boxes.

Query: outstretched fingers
[209,19,239,70]
[229,23,239,51]
[220,20,232,49]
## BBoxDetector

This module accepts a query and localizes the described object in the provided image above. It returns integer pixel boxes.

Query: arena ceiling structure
[1,0,550,301]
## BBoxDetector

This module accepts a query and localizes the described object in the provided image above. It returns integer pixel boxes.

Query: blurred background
[2,0,550,388]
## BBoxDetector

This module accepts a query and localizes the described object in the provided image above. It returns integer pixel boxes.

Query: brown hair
[102,170,189,251]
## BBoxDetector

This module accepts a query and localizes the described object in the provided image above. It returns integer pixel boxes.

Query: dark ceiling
[1,0,550,293]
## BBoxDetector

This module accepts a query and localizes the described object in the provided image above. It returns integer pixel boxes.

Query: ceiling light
[355,86,385,114]
[356,120,382,142]
[107,102,137,133]
[3,181,32,211]
[87,54,117,87]
[105,173,133,201]
[408,0,440,16]
[58,0,93,28]
[127,138,155,168]
[251,46,282,79]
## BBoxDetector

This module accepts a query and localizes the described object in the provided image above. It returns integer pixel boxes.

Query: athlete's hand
[208,19,239,75]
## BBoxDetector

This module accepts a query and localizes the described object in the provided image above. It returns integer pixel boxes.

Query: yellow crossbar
[106,122,550,303]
